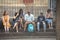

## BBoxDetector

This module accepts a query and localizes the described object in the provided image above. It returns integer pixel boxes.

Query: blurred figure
[2,11,11,32]
[46,9,53,29]
[19,9,24,28]
[24,11,35,31]
[13,9,24,32]
[37,13,46,32]
[13,12,19,32]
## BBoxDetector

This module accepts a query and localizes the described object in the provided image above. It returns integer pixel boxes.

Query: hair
[47,9,51,13]
[3,10,7,16]
[40,12,43,14]
[15,12,18,16]
[28,11,30,13]
[19,9,23,16]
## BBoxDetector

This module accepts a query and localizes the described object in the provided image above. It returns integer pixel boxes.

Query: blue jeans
[46,19,53,24]
[37,21,46,31]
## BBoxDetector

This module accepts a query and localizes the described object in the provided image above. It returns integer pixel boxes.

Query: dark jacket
[37,16,45,22]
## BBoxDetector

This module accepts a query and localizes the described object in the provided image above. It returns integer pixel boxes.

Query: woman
[13,9,24,32]
[46,9,53,29]
[19,9,24,29]
[13,12,19,32]
[2,11,11,32]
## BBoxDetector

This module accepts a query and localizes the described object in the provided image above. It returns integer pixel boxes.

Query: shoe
[17,31,18,32]
[49,27,53,29]
[44,30,46,32]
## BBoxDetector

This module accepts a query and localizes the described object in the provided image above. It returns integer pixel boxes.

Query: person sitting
[19,9,25,28]
[13,9,24,32]
[24,11,35,31]
[46,9,53,29]
[2,11,11,32]
[13,12,19,32]
[37,13,46,32]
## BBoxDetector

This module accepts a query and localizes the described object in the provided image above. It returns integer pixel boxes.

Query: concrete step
[0,32,56,39]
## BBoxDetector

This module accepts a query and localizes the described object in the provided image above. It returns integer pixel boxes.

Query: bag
[27,23,34,32]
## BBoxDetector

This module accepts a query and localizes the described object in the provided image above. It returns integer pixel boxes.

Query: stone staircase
[0,32,56,39]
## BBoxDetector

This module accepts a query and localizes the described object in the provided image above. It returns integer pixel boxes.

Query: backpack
[27,23,34,32]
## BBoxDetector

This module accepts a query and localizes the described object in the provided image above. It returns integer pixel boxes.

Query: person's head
[3,10,8,16]
[27,11,30,15]
[19,9,23,15]
[40,12,43,16]
[47,9,51,14]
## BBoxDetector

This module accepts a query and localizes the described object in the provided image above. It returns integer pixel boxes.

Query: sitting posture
[24,11,35,31]
[2,11,11,32]
[13,9,24,32]
[37,13,46,32]
[13,12,19,32]
[46,9,53,29]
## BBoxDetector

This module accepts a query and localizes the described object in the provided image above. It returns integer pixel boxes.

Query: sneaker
[44,30,46,32]
[17,31,18,32]
[49,27,53,29]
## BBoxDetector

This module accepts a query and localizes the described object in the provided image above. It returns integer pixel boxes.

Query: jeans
[46,19,53,24]
[37,21,46,31]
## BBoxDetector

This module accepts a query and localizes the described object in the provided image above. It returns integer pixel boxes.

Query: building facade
[0,0,48,18]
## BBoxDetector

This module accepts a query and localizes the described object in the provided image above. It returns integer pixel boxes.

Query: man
[24,11,35,31]
[37,13,46,32]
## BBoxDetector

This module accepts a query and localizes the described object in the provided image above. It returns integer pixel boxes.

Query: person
[24,11,35,31]
[13,12,19,32]
[37,13,46,32]
[13,9,24,32]
[46,9,53,29]
[19,9,24,28]
[2,11,11,32]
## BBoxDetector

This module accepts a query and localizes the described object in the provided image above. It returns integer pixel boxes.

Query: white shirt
[24,14,34,22]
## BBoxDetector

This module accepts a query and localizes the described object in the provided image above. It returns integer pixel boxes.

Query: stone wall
[56,0,60,40]
[0,6,48,18]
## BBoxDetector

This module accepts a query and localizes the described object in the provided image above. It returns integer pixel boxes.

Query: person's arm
[32,15,34,21]
[14,13,19,19]
[45,13,49,18]
[43,16,45,21]
[2,16,5,24]
[24,14,27,21]
[7,15,10,22]
[37,16,39,22]
[51,13,53,19]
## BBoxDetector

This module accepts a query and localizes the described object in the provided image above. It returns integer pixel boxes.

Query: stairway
[0,32,56,39]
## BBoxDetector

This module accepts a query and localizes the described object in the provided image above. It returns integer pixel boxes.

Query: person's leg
[4,26,7,32]
[37,22,40,32]
[32,22,35,27]
[13,22,18,29]
[20,18,23,29]
[48,19,53,29]
[24,22,29,31]
[50,19,53,29]
[42,21,46,32]
[32,22,36,31]
[16,24,18,32]
[51,19,53,27]
[6,27,9,32]
[47,19,51,29]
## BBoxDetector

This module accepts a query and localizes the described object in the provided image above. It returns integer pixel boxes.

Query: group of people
[2,9,53,32]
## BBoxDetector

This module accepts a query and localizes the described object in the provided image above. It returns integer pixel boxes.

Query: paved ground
[0,38,56,40]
